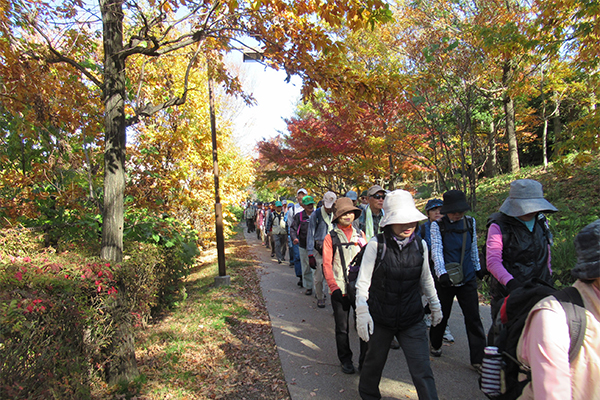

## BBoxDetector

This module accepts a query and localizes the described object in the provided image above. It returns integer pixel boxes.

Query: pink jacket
[517,280,600,399]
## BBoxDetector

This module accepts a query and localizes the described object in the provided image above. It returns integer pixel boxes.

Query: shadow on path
[244,228,492,400]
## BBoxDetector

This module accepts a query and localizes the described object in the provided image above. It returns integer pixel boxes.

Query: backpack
[331,232,386,305]
[482,279,587,400]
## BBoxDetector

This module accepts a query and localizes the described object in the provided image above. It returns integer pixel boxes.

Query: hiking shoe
[317,299,326,308]
[430,346,442,357]
[305,289,313,296]
[472,363,482,374]
[341,362,355,374]
[390,338,400,349]
[443,327,455,342]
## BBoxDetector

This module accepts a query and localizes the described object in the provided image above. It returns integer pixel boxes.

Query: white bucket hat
[499,179,557,217]
[379,190,427,227]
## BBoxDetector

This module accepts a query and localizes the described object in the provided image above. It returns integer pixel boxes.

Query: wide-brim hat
[440,190,470,214]
[322,191,337,208]
[380,190,427,227]
[499,179,558,217]
[571,219,600,280]
[332,197,362,223]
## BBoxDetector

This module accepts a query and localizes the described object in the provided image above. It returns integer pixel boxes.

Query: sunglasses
[372,194,386,200]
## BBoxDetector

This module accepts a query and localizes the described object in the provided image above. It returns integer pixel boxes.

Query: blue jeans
[359,321,438,400]
[291,243,301,278]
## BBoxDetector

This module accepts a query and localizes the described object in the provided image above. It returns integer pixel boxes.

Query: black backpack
[482,279,587,400]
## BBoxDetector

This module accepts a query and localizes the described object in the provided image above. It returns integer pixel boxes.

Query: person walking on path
[322,197,368,374]
[288,188,308,276]
[266,201,288,264]
[517,219,600,400]
[419,198,455,342]
[429,190,486,372]
[291,195,316,294]
[486,179,558,337]
[358,185,386,240]
[307,191,337,307]
[244,202,257,233]
[356,190,442,400]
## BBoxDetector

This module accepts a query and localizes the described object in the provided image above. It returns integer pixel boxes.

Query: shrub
[0,233,119,399]
[0,225,195,397]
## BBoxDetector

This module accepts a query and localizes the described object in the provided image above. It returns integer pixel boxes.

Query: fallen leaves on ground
[112,229,291,400]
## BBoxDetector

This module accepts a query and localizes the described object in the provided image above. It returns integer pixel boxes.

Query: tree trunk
[503,60,520,173]
[105,281,139,384]
[552,97,561,158]
[485,119,498,177]
[100,0,126,263]
[99,0,139,384]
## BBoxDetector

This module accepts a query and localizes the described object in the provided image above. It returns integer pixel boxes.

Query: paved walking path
[244,229,491,400]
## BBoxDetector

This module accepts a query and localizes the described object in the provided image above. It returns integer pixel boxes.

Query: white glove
[430,303,443,327]
[355,300,374,342]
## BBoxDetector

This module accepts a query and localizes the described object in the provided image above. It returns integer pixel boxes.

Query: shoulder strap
[553,287,587,362]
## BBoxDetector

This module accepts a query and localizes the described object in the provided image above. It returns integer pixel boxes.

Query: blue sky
[232,60,303,155]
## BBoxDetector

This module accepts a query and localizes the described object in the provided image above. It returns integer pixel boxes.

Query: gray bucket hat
[499,179,558,217]
[571,219,600,280]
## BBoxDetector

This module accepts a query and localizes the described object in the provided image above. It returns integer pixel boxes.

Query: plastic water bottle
[481,346,503,396]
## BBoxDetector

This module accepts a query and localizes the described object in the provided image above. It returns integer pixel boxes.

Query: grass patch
[102,225,290,399]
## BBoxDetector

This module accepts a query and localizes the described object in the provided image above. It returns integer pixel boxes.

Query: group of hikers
[242,180,599,400]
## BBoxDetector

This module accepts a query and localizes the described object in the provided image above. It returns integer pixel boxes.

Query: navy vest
[437,215,476,283]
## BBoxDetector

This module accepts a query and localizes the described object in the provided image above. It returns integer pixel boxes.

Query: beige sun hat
[379,190,427,227]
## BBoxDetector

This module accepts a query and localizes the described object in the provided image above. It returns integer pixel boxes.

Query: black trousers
[246,218,255,232]
[429,278,486,365]
[359,321,438,400]
[331,294,367,367]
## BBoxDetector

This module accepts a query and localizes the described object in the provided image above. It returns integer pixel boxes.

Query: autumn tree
[3,0,391,264]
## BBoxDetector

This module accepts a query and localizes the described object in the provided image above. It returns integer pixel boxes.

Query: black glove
[341,295,351,311]
[506,279,523,293]
[476,268,487,280]
[308,255,317,270]
[331,289,344,304]
[439,273,452,288]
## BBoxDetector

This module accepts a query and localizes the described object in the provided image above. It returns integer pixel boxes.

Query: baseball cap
[322,191,337,208]
[367,185,386,196]
[302,195,316,205]
[345,190,358,201]
[425,198,443,211]
[297,188,308,195]
[275,201,282,207]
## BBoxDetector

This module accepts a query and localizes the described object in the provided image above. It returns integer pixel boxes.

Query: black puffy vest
[368,233,424,330]
[488,212,552,284]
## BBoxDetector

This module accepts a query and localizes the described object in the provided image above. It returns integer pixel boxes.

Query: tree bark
[100,0,126,263]
[99,0,139,385]
[485,119,498,177]
[503,60,520,173]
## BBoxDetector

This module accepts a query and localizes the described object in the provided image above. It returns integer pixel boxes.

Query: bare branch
[32,24,103,89]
